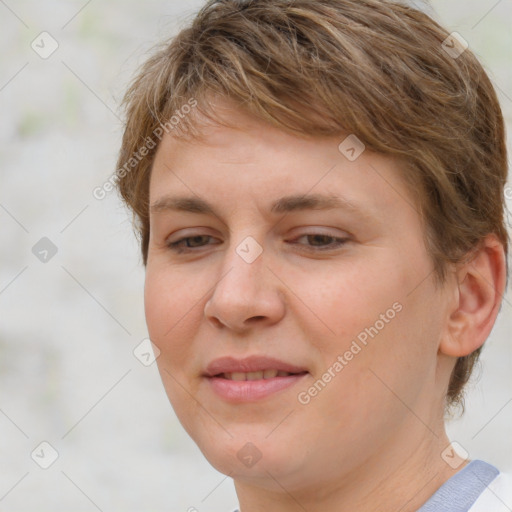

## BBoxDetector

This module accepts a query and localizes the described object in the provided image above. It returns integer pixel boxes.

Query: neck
[233,420,467,512]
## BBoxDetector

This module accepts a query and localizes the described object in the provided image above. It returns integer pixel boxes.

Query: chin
[195,431,305,484]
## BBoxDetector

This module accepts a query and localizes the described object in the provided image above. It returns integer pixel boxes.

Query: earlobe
[440,234,506,358]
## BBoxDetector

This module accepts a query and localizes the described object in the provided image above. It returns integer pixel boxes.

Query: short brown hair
[116,0,509,413]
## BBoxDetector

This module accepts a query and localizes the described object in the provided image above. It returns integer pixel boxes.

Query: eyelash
[166,233,349,254]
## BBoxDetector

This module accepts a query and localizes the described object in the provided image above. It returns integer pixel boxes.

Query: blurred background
[0,1,511,510]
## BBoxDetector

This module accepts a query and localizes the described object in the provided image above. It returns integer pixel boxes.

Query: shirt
[418,459,512,512]
[229,459,512,512]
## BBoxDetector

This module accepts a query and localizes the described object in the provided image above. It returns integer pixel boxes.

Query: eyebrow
[150,193,374,220]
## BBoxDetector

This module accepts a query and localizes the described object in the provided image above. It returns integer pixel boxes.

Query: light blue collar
[417,459,499,512]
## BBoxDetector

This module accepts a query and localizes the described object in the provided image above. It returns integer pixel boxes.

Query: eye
[167,235,218,253]
[166,232,348,254]
[290,233,349,251]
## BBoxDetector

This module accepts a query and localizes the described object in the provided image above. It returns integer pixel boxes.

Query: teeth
[263,369,279,379]
[222,370,292,380]
[246,371,263,380]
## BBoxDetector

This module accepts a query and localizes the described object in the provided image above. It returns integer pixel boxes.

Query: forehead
[149,103,418,228]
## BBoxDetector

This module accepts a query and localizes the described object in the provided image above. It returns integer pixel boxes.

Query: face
[145,102,453,493]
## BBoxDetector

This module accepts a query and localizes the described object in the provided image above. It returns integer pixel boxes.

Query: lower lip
[206,374,308,402]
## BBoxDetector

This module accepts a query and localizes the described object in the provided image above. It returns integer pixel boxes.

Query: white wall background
[0,1,511,510]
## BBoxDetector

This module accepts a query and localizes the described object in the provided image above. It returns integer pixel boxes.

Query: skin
[144,99,506,512]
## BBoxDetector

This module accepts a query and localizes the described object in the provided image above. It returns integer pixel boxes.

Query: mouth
[215,369,308,381]
[203,355,309,402]
[205,368,309,402]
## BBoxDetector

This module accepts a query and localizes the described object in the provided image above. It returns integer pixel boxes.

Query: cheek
[291,251,408,349]
[144,265,199,365]
[144,267,173,340]
[291,249,436,398]
[144,266,206,429]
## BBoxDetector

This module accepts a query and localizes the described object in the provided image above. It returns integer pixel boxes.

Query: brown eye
[292,233,349,251]
[167,235,218,253]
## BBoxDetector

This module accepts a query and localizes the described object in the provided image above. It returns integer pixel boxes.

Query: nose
[204,238,286,332]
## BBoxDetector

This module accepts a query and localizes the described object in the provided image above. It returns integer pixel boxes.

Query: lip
[206,373,308,402]
[203,355,309,403]
[204,355,308,376]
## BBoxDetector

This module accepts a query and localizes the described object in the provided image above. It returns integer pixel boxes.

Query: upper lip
[204,355,308,377]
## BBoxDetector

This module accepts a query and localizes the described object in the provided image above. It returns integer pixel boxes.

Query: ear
[440,234,507,358]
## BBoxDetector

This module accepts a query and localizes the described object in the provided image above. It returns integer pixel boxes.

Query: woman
[115,0,512,509]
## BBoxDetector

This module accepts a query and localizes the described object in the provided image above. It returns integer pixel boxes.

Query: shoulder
[468,470,512,512]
